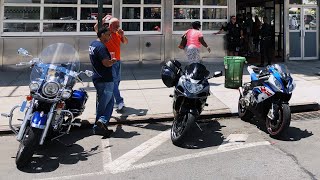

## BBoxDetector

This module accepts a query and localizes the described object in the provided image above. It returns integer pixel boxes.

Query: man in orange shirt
[94,15,128,111]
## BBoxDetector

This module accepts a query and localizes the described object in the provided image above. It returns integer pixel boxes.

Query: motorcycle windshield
[268,64,290,78]
[185,63,210,80]
[30,43,80,86]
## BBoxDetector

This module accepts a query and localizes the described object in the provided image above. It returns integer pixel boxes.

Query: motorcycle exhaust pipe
[239,87,244,97]
[17,99,35,141]
[39,103,56,145]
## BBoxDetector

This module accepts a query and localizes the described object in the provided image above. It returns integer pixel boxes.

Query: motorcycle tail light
[26,95,32,101]
[57,102,65,109]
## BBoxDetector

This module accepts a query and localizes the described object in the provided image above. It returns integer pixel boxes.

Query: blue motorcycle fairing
[72,89,87,101]
[268,67,285,91]
[31,111,47,129]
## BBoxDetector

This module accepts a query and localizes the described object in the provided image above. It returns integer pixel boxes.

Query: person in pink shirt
[184,21,211,64]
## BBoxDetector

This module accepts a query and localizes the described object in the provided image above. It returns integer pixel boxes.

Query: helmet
[161,60,181,87]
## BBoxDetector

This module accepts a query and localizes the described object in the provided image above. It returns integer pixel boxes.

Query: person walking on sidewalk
[94,15,128,111]
[214,15,244,56]
[184,21,211,64]
[259,16,273,67]
[89,26,117,136]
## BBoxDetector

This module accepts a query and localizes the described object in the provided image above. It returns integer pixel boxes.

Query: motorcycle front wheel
[238,96,253,122]
[265,103,291,137]
[16,126,42,168]
[171,112,195,146]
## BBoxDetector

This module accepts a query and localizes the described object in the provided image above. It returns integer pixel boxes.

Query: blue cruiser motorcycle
[1,43,93,168]
[161,60,222,146]
[238,64,296,137]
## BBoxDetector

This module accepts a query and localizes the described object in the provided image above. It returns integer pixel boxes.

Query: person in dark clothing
[252,15,262,54]
[214,15,244,56]
[89,26,117,136]
[259,16,273,67]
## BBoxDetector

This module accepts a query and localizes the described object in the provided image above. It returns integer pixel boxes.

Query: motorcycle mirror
[213,71,223,77]
[17,48,31,57]
[85,70,94,77]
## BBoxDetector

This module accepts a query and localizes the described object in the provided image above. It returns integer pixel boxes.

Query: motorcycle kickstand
[195,122,203,132]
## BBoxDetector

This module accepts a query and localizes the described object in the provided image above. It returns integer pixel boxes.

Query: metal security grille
[292,111,320,121]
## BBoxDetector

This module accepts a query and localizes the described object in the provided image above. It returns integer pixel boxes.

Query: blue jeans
[93,80,114,126]
[112,60,124,105]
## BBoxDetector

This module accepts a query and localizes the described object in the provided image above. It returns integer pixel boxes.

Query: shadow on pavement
[113,106,148,121]
[17,129,101,173]
[274,127,313,141]
[111,124,140,139]
[182,120,225,149]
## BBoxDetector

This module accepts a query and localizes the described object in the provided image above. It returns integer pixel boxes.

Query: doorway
[288,6,318,60]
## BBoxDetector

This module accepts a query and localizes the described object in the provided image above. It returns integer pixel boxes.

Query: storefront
[0,0,236,67]
[0,0,318,68]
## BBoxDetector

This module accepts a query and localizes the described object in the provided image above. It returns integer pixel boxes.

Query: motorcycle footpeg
[1,113,11,118]
[205,103,208,106]
[169,94,173,98]
[71,122,81,127]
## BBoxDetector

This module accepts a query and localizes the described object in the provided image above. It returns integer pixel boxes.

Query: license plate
[20,101,27,112]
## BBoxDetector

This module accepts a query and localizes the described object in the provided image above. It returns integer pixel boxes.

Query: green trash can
[224,56,246,89]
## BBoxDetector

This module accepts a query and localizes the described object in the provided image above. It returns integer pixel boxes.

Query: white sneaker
[117,102,124,111]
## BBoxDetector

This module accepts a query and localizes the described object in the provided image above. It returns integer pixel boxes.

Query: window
[121,0,162,34]
[1,0,113,35]
[173,0,228,33]
[290,0,317,5]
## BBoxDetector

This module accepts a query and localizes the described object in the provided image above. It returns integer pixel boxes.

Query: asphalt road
[0,116,318,180]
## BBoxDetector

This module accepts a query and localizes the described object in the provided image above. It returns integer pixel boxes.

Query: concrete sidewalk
[1,59,320,133]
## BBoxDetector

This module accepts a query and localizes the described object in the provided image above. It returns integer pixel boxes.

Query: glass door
[303,7,318,59]
[288,6,318,60]
[289,7,302,59]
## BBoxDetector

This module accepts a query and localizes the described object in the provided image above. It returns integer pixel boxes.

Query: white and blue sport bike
[238,64,296,137]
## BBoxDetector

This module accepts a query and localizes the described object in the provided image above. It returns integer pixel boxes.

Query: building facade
[0,0,318,68]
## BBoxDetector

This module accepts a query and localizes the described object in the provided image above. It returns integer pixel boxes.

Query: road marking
[218,134,249,150]
[102,139,112,172]
[124,141,271,173]
[105,130,170,174]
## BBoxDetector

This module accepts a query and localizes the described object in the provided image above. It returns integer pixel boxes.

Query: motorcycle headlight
[42,82,59,97]
[61,89,72,99]
[183,81,203,93]
[29,82,40,92]
[273,76,283,91]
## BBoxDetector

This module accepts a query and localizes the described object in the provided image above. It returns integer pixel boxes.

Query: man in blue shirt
[89,26,117,136]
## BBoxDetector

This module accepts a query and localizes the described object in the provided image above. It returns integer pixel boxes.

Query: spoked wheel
[238,96,253,122]
[16,126,42,169]
[171,113,195,146]
[266,104,291,137]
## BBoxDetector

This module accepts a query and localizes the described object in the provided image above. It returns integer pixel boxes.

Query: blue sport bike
[238,64,296,137]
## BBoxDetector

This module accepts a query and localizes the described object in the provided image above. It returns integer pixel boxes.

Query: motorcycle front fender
[180,107,199,117]
[30,111,47,129]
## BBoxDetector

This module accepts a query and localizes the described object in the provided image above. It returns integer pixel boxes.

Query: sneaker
[117,102,125,111]
[93,126,114,137]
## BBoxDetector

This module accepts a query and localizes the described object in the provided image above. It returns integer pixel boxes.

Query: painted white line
[218,134,249,150]
[102,138,112,172]
[38,140,270,179]
[38,171,105,180]
[122,141,271,173]
[106,130,170,174]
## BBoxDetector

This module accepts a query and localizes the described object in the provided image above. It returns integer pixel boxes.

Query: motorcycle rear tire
[171,113,195,147]
[16,126,42,169]
[266,103,291,137]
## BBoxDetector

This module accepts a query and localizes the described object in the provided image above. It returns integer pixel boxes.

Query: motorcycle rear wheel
[171,113,195,146]
[16,126,42,168]
[266,104,291,137]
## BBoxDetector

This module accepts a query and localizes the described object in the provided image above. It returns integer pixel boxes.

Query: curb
[1,103,319,135]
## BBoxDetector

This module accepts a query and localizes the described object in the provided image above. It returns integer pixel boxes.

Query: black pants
[260,39,273,65]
